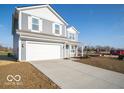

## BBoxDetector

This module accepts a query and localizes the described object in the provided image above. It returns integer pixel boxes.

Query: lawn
[0,55,59,88]
[75,57,124,74]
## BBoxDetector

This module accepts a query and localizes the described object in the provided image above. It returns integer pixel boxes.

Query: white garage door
[26,41,62,61]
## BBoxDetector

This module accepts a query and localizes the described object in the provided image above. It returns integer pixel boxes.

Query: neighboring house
[12,4,80,61]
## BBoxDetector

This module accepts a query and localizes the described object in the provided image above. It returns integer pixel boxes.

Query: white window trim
[71,45,76,53]
[52,23,62,36]
[31,16,42,32]
[68,33,75,40]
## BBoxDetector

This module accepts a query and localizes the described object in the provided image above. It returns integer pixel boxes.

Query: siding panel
[21,13,29,31]
[21,13,66,37]
[21,40,26,61]
[42,19,53,34]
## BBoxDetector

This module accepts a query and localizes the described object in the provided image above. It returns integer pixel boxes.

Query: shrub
[8,53,12,57]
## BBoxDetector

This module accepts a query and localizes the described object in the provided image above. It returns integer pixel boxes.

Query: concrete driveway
[30,59,124,89]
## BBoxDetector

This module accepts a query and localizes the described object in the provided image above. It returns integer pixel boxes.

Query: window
[71,46,75,53]
[69,33,75,40]
[55,24,60,34]
[66,45,69,49]
[53,23,62,35]
[32,17,39,31]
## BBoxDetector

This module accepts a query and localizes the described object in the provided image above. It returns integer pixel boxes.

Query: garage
[26,41,63,61]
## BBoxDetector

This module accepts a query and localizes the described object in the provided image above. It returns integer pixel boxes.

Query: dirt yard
[0,56,59,89]
[75,57,124,74]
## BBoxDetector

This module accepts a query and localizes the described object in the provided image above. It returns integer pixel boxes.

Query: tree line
[83,45,123,53]
[0,44,12,52]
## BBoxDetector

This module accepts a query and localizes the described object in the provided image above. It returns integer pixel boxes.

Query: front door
[66,45,70,58]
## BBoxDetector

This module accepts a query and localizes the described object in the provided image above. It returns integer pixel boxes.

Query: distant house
[12,5,80,61]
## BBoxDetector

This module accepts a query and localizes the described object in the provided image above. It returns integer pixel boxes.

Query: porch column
[64,43,66,58]
[82,45,84,57]
[69,45,71,58]
[76,46,78,57]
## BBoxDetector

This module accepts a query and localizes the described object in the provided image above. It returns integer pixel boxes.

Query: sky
[0,4,124,48]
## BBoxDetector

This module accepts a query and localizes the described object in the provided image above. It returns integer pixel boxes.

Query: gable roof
[67,26,80,33]
[16,4,68,25]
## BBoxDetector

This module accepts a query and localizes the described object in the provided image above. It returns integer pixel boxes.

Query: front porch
[63,41,81,58]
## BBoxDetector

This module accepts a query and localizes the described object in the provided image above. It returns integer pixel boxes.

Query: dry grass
[0,56,59,89]
[75,57,124,74]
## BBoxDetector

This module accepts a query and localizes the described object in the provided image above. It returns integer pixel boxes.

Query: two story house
[12,5,80,61]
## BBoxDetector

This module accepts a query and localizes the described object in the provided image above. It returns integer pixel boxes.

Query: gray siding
[21,13,29,31]
[13,33,19,59]
[62,25,66,37]
[42,19,66,37]
[21,12,66,37]
[21,40,26,61]
[42,19,52,35]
